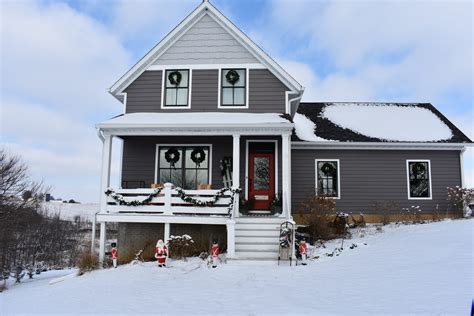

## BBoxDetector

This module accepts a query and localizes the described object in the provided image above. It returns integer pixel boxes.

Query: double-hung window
[221,69,246,107]
[157,146,210,190]
[407,160,432,199]
[164,69,190,107]
[315,159,340,198]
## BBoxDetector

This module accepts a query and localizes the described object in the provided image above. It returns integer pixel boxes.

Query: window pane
[159,169,171,184]
[317,161,338,197]
[166,70,188,87]
[222,88,233,105]
[254,157,270,190]
[171,169,182,187]
[166,89,177,106]
[233,88,245,105]
[176,88,188,106]
[185,148,208,168]
[234,69,246,87]
[185,170,197,190]
[197,170,208,186]
[409,162,430,198]
[160,148,182,168]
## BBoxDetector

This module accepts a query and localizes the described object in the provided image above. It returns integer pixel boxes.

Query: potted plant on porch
[271,193,282,214]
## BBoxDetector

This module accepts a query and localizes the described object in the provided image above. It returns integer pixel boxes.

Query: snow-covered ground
[1,219,472,315]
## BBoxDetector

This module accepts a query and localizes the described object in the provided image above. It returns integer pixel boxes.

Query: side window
[315,159,340,198]
[407,160,432,199]
[164,70,190,107]
[221,69,246,107]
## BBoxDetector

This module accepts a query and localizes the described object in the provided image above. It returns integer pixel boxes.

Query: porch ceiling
[96,112,294,136]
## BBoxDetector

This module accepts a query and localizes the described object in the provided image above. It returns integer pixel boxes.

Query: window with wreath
[164,70,189,107]
[407,160,431,198]
[316,160,340,198]
[157,146,210,189]
[221,69,246,107]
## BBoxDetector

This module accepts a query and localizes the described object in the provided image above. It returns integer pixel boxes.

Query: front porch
[93,112,294,262]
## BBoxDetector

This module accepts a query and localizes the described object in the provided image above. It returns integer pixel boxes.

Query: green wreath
[321,162,335,176]
[225,70,240,85]
[191,148,206,167]
[168,71,182,86]
[412,163,426,176]
[165,148,180,169]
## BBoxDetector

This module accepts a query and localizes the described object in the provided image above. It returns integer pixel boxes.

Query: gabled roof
[293,102,472,144]
[109,1,302,102]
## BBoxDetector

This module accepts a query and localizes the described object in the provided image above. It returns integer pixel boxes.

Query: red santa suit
[211,242,219,268]
[299,240,308,265]
[111,247,118,268]
[155,240,168,267]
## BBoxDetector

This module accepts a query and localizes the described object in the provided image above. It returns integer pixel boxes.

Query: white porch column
[99,222,106,263]
[99,134,113,213]
[282,133,291,219]
[232,134,241,218]
[226,219,236,258]
[164,223,171,244]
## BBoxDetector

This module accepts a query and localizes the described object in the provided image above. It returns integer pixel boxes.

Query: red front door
[249,153,275,210]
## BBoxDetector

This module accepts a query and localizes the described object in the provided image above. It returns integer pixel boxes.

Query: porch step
[233,217,285,260]
[235,236,278,243]
[236,243,280,251]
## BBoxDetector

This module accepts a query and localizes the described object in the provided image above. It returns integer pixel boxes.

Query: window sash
[316,160,339,198]
[164,70,189,107]
[407,161,431,198]
[157,146,210,189]
[221,69,246,106]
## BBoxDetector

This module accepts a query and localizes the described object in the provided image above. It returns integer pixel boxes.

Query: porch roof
[96,112,294,136]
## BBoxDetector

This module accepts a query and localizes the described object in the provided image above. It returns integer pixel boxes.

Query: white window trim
[244,139,279,200]
[217,68,249,109]
[160,69,192,109]
[154,144,213,186]
[315,159,341,199]
[406,159,433,200]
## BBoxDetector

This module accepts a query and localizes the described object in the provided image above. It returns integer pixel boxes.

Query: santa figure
[155,239,168,267]
[299,239,308,265]
[211,239,219,268]
[111,242,118,268]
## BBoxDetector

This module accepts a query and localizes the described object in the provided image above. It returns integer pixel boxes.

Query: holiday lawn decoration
[278,221,294,266]
[105,187,163,206]
[225,69,240,85]
[190,148,206,167]
[165,148,180,169]
[174,186,242,217]
[299,239,308,265]
[155,239,168,267]
[220,156,233,187]
[168,70,182,86]
[211,239,219,268]
[111,242,118,268]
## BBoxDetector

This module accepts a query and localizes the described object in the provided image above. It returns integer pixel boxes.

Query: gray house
[94,1,471,262]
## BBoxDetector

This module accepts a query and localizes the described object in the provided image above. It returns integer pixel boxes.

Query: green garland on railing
[105,187,163,206]
[174,186,242,216]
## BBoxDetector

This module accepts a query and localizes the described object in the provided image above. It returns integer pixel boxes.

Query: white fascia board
[291,141,469,150]
[109,1,303,101]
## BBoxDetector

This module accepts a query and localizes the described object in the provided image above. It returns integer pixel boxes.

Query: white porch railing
[104,183,238,217]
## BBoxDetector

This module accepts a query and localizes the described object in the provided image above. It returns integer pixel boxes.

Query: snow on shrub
[447,186,473,217]
[167,235,195,260]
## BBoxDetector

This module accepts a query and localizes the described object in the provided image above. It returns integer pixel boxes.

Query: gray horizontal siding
[124,69,288,113]
[121,136,282,194]
[291,150,462,214]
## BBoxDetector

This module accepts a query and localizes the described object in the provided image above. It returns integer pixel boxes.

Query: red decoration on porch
[155,239,168,267]
[211,239,219,268]
[299,239,307,266]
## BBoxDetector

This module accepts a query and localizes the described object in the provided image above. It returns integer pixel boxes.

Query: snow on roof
[97,112,292,129]
[322,103,452,142]
[294,103,471,143]
[293,113,329,142]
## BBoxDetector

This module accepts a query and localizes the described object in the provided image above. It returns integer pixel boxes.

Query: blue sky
[1,0,472,202]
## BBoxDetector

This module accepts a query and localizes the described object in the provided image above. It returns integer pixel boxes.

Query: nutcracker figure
[299,239,308,265]
[155,239,168,267]
[111,242,118,268]
[211,239,219,268]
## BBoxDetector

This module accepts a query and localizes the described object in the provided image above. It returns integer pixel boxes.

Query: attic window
[221,69,246,107]
[164,70,190,107]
